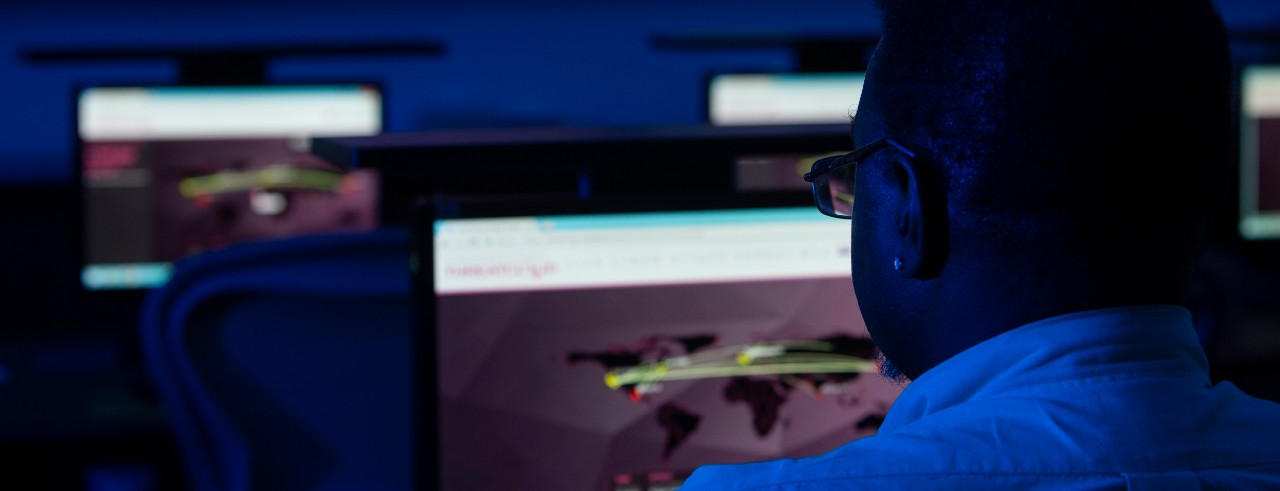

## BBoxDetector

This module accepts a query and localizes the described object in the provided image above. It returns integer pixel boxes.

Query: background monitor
[705,73,861,192]
[311,124,856,226]
[707,72,865,126]
[78,84,383,289]
[1240,65,1280,240]
[421,195,903,491]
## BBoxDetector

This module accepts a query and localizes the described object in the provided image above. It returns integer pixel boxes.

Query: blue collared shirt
[680,305,1280,490]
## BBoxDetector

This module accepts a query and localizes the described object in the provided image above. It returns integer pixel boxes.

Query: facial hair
[876,351,912,386]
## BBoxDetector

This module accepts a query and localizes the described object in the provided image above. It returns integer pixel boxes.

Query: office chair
[140,228,413,491]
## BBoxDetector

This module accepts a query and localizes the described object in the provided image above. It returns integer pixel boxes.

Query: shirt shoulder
[680,383,1280,490]
[679,429,1019,490]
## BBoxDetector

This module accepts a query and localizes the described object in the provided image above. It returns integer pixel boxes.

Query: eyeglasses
[802,138,915,219]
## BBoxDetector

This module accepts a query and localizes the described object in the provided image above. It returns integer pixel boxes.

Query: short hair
[869,0,1233,257]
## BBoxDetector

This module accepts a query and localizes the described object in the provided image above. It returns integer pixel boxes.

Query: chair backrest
[140,228,413,491]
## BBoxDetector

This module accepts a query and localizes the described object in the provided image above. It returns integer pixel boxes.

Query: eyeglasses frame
[802,138,916,219]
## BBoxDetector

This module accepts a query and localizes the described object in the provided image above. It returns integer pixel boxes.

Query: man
[681,1,1280,489]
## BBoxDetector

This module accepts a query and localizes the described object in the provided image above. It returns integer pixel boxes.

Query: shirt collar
[878,305,1210,433]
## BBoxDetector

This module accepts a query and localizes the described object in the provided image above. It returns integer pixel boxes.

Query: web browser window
[78,85,382,289]
[432,206,903,491]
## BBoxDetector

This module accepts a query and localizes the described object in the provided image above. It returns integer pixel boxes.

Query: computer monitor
[1240,66,1280,240]
[78,84,383,289]
[707,72,865,126]
[418,194,903,491]
[312,124,855,227]
[703,73,861,193]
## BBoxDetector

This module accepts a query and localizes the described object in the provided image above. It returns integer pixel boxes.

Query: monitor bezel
[70,80,387,338]
[409,190,826,490]
[73,80,387,293]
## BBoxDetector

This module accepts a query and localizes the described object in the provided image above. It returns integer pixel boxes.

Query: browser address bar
[435,214,850,294]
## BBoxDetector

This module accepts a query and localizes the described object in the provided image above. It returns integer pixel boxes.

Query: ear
[888,152,947,279]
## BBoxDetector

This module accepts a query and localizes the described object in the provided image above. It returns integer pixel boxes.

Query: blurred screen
[78,85,383,289]
[709,72,864,126]
[1240,66,1280,240]
[432,206,903,491]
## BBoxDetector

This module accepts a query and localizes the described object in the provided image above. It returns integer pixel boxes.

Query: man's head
[850,0,1233,381]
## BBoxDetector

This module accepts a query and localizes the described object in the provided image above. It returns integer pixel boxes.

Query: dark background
[0,0,1276,183]
[1,1,1279,489]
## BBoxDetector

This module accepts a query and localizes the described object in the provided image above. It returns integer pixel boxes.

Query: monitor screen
[1240,66,1280,240]
[430,202,902,490]
[708,72,865,126]
[78,84,383,289]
